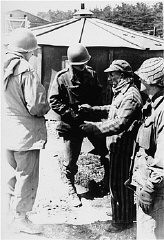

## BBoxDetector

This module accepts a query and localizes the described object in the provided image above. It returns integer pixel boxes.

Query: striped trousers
[108,132,135,225]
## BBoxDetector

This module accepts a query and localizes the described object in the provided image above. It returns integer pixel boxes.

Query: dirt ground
[2,121,136,240]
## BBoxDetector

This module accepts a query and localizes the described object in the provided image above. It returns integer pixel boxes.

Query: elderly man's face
[108,71,122,88]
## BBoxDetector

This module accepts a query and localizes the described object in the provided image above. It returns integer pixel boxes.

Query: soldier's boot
[10,214,43,234]
[62,165,82,207]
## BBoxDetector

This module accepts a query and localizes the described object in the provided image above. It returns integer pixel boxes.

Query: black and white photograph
[1,0,164,239]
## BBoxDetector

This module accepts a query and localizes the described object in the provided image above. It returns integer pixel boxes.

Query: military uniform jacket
[132,90,164,190]
[3,51,50,151]
[49,65,102,131]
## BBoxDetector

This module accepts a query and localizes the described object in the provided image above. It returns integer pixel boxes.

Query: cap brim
[134,71,145,82]
[104,65,119,72]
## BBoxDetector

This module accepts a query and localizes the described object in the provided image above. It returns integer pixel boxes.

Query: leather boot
[62,165,82,207]
[11,214,43,234]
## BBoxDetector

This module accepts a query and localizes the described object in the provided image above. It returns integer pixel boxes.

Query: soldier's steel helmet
[67,43,91,65]
[135,57,164,87]
[7,28,38,53]
[104,59,133,75]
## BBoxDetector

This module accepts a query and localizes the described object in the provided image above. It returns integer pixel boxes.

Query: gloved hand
[80,122,102,136]
[138,183,155,214]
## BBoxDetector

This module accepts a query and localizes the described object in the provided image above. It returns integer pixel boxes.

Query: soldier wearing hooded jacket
[3,28,50,234]
[131,57,164,240]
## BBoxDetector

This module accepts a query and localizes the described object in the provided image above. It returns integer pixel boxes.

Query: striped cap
[135,57,164,87]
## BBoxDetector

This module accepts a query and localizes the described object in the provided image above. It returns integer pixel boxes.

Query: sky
[1,0,160,15]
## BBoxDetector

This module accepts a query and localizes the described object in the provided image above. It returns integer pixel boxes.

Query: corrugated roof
[32,14,164,50]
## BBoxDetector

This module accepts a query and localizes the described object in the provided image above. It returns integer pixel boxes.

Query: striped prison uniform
[95,80,143,225]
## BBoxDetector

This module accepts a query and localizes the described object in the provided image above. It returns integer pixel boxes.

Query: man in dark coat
[80,60,143,232]
[49,43,108,207]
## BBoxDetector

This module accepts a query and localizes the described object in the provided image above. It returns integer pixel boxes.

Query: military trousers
[5,149,40,216]
[61,127,108,177]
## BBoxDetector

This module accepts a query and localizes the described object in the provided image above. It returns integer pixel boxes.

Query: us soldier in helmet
[3,28,50,234]
[49,43,109,207]
[131,57,164,240]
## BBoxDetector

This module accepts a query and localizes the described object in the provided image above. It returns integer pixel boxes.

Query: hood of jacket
[3,51,29,90]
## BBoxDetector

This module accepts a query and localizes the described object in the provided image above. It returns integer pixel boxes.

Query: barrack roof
[31,9,164,50]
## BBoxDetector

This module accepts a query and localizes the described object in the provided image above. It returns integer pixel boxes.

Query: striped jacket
[93,79,143,224]
[95,80,143,142]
